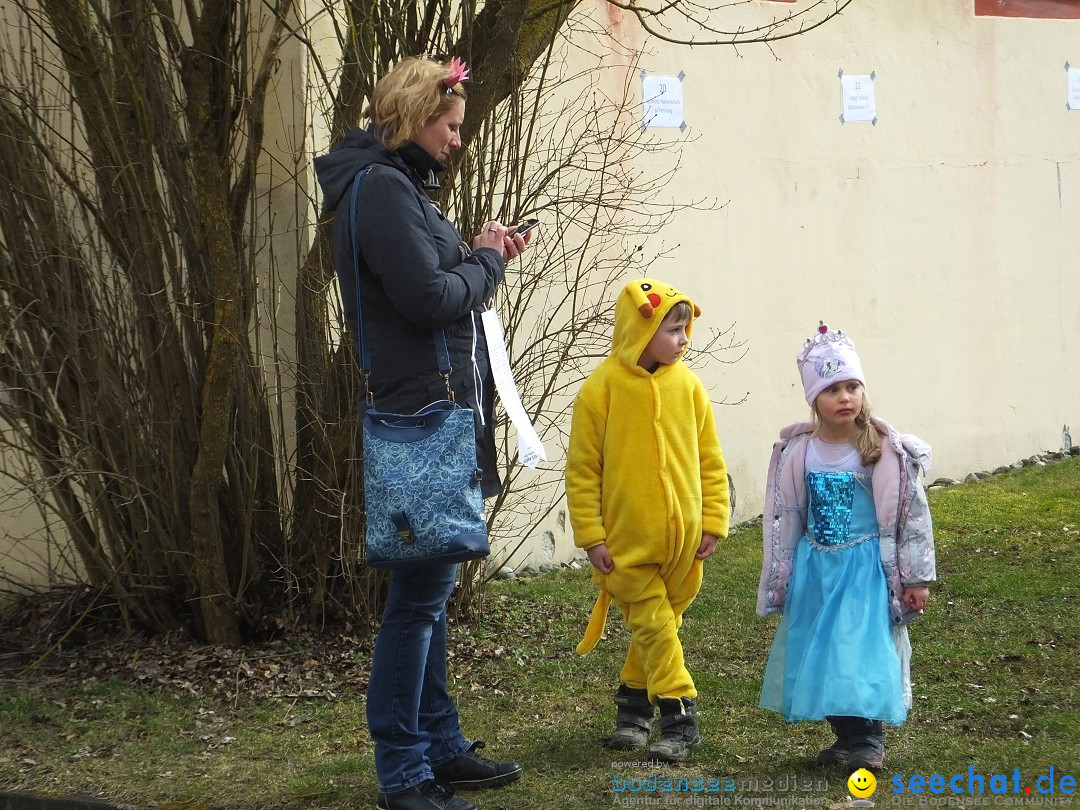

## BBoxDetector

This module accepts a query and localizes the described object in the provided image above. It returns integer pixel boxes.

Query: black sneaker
[376,780,476,810]
[432,740,524,790]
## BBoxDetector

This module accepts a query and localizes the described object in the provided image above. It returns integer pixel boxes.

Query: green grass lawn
[1,459,1077,809]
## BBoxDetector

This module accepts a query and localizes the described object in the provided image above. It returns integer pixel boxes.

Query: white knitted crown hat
[796,322,865,406]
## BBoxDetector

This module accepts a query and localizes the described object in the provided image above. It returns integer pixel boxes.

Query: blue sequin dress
[758,439,908,726]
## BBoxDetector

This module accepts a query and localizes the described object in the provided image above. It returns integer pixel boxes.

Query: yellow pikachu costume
[566,278,729,702]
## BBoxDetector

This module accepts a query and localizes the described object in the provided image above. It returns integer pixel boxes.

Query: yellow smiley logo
[848,768,877,798]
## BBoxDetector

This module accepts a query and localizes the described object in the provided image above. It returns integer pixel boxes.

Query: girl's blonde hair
[812,386,882,466]
[366,57,468,151]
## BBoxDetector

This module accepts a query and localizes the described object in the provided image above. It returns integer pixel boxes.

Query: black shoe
[376,780,476,810]
[607,684,654,750]
[646,697,701,763]
[815,739,849,767]
[432,740,523,790]
[846,719,885,772]
[814,716,850,767]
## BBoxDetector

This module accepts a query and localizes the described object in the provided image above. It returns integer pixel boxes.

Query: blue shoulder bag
[346,168,490,569]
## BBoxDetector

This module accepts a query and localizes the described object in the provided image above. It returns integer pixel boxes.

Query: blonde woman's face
[414,96,465,162]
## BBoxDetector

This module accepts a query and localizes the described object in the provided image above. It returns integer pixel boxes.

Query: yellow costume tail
[576,591,612,654]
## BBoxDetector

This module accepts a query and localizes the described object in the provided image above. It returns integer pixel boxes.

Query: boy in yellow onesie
[566,278,729,762]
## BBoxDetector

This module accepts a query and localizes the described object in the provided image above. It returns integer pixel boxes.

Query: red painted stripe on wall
[975,0,1080,18]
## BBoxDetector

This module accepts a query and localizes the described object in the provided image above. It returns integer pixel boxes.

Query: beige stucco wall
[526,0,1080,567]
[0,439,79,586]
[668,0,1077,503]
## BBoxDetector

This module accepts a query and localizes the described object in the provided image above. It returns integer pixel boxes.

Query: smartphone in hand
[514,219,540,236]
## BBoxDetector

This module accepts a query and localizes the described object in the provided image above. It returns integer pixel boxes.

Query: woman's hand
[472,220,531,261]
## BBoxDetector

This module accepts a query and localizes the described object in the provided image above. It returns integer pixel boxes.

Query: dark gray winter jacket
[314,127,506,497]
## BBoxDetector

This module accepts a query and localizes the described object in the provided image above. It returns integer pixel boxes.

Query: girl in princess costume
[755,324,937,772]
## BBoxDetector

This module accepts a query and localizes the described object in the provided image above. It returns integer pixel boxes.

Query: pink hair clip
[442,57,470,91]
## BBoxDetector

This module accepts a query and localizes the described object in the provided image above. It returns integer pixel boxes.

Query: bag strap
[347,167,453,402]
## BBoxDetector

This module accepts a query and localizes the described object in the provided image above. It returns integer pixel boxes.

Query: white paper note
[480,309,546,468]
[841,74,876,123]
[642,75,685,130]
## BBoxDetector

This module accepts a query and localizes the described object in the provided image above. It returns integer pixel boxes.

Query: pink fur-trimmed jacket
[755,417,937,624]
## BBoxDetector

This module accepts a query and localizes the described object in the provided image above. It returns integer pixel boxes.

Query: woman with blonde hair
[315,56,530,810]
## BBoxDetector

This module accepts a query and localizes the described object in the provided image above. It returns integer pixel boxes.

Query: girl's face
[638,315,690,369]
[814,379,865,437]
[413,96,465,162]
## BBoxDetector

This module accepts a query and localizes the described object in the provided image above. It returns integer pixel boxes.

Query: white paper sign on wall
[1066,63,1080,110]
[641,71,686,131]
[839,69,877,125]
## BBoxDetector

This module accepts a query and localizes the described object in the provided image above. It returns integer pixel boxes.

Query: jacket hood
[612,278,701,370]
[314,126,445,216]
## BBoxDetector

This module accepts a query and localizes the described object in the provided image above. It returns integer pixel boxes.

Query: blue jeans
[367,563,471,794]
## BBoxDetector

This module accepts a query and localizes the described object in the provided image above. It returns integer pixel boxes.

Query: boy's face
[638,313,690,369]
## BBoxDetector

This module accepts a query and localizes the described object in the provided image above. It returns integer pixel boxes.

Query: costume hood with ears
[612,278,702,371]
